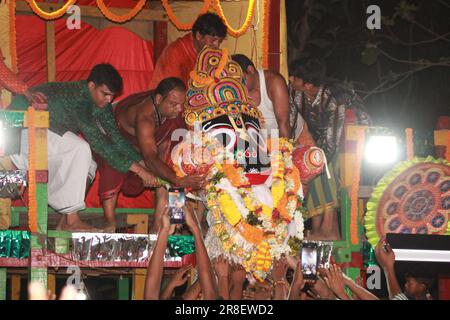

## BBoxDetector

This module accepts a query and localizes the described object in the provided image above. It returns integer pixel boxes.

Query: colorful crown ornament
[184,47,262,128]
[292,145,326,183]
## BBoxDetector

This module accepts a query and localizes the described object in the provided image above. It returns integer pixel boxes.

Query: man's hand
[292,260,306,290]
[25,90,47,109]
[184,204,201,234]
[137,167,161,187]
[243,282,272,300]
[214,255,230,279]
[272,256,288,282]
[168,265,192,288]
[375,237,396,269]
[177,174,206,190]
[230,264,247,285]
[160,206,176,235]
[323,264,350,300]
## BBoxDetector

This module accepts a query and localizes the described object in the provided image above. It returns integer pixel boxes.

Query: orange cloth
[149,33,197,89]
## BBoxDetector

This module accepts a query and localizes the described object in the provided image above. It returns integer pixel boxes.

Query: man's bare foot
[57,214,102,232]
[103,220,116,233]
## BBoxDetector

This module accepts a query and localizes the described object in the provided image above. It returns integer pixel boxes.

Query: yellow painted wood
[11,275,21,300]
[22,111,49,129]
[127,214,148,234]
[346,125,366,141]
[47,274,56,298]
[46,21,56,82]
[131,268,146,300]
[35,128,48,170]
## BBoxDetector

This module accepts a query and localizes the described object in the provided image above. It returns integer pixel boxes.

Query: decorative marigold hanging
[25,0,77,20]
[161,0,211,31]
[97,0,147,24]
[212,0,256,37]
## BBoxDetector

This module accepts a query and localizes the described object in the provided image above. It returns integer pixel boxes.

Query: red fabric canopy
[14,15,156,208]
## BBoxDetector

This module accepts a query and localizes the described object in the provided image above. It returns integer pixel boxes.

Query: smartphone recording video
[301,242,318,280]
[168,187,185,224]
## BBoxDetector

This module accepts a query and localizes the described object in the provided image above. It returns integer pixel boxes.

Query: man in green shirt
[9,64,155,232]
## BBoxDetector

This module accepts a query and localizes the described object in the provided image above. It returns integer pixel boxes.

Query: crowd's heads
[155,77,186,119]
[289,58,326,91]
[404,274,434,299]
[87,63,123,108]
[192,13,227,50]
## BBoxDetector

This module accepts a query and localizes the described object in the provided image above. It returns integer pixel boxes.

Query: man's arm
[144,207,175,300]
[135,109,204,188]
[374,238,402,299]
[135,111,180,184]
[342,274,379,300]
[184,205,218,300]
[267,72,292,139]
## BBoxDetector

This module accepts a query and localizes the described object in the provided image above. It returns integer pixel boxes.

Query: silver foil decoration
[0,170,27,198]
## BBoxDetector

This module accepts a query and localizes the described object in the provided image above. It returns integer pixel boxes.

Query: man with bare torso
[95,77,205,232]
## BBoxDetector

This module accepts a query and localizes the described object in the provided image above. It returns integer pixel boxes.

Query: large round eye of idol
[205,123,237,152]
[228,65,238,74]
[209,56,220,66]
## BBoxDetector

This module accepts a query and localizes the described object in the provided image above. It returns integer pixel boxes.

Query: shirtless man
[96,77,205,232]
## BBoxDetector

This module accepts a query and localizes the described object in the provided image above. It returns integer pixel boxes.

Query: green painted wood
[0,268,6,300]
[36,183,48,234]
[55,237,70,254]
[344,267,361,298]
[30,268,47,289]
[0,111,25,128]
[117,276,130,300]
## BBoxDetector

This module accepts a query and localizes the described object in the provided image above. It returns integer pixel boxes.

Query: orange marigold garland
[261,0,270,69]
[25,0,77,20]
[212,0,256,37]
[97,0,147,24]
[350,127,365,245]
[27,107,37,233]
[161,0,211,31]
[9,0,17,72]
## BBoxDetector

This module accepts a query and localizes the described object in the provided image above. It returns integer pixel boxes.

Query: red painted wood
[268,0,280,72]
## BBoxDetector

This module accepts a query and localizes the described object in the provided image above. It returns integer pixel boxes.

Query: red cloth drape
[14,15,156,208]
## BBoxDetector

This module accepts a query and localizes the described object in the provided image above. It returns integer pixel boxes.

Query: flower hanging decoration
[96,0,147,24]
[161,0,211,31]
[211,0,256,37]
[25,0,77,20]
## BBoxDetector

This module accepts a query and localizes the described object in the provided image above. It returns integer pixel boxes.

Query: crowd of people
[0,11,438,300]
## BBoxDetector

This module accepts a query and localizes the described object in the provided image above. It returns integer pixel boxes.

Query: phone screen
[168,188,185,224]
[301,243,318,279]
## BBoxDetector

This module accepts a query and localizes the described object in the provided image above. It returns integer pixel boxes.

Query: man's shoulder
[163,33,193,54]
[264,70,287,89]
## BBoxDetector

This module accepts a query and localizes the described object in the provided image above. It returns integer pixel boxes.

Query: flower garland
[211,0,256,37]
[9,0,17,73]
[27,107,37,233]
[161,0,211,31]
[350,127,365,245]
[261,0,270,69]
[25,0,77,20]
[96,0,147,24]
[177,133,304,280]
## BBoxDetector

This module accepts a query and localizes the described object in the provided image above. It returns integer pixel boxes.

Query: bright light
[75,291,87,300]
[364,135,398,165]
[393,249,450,263]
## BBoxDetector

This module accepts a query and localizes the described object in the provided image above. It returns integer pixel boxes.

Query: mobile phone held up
[168,187,186,224]
[301,241,319,280]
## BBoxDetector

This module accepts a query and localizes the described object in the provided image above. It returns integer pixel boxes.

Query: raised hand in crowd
[288,259,306,300]
[144,206,175,300]
[214,255,230,299]
[28,282,79,300]
[309,273,336,300]
[323,264,351,300]
[160,265,193,300]
[341,272,379,300]
[272,256,289,300]
[230,264,247,300]
[374,237,402,299]
[243,281,272,300]
[184,204,218,300]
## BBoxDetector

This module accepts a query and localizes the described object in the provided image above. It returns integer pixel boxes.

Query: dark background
[286,0,450,134]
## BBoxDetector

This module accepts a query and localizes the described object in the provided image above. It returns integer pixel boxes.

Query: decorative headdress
[184,47,261,128]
